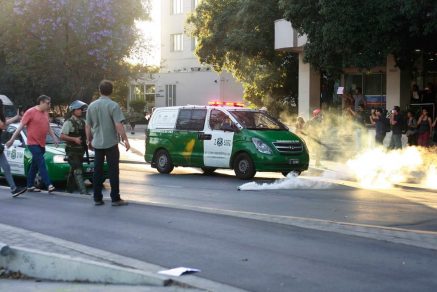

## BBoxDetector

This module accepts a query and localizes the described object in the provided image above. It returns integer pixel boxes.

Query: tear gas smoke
[238,173,334,191]
[240,110,436,191]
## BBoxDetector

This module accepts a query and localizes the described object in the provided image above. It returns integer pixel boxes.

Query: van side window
[210,109,228,130]
[176,109,207,131]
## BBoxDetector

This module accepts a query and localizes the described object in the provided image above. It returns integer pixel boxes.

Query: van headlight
[252,137,272,154]
[53,155,66,163]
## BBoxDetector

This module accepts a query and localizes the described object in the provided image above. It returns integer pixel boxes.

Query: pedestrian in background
[405,110,418,146]
[371,108,387,146]
[295,116,305,135]
[0,100,27,197]
[432,116,437,145]
[6,95,58,192]
[353,87,367,111]
[388,106,403,149]
[60,100,90,195]
[305,108,323,167]
[348,104,367,152]
[86,80,130,206]
[417,108,432,147]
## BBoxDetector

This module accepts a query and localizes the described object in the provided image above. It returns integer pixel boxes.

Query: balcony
[274,19,307,52]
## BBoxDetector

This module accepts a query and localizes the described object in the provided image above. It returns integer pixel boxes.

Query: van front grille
[272,141,303,154]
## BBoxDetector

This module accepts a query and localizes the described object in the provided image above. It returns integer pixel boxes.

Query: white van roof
[0,95,14,106]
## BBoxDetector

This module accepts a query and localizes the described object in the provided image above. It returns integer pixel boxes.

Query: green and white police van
[1,123,108,186]
[145,105,309,179]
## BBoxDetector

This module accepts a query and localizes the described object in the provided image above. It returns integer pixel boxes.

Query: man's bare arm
[115,122,130,151]
[85,124,93,150]
[5,123,25,148]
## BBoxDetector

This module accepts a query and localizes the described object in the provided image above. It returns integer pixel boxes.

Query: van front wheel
[282,170,301,177]
[155,150,174,174]
[234,153,256,179]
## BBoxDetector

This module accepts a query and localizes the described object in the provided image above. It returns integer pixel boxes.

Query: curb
[0,242,169,286]
[0,224,246,292]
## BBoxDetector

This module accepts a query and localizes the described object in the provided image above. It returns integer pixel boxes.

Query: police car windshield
[23,125,63,144]
[229,110,287,130]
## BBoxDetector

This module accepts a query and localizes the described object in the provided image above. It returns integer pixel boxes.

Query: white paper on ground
[158,267,201,277]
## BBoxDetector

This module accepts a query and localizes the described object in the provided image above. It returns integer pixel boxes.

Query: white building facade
[129,0,243,111]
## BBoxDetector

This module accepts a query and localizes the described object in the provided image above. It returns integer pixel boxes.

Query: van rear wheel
[201,167,217,175]
[234,153,256,180]
[155,149,174,174]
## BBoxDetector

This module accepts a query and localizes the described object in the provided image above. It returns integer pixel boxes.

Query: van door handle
[198,133,212,140]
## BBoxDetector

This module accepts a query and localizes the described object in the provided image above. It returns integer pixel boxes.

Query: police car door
[2,126,25,176]
[203,109,234,168]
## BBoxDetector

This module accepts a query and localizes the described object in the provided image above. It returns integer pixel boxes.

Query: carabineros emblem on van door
[11,149,16,159]
[216,138,224,147]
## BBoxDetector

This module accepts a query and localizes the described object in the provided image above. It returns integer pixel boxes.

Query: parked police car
[145,104,309,179]
[1,123,108,186]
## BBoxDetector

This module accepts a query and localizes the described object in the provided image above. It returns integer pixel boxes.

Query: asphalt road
[0,192,437,292]
[0,137,436,291]
[114,165,437,232]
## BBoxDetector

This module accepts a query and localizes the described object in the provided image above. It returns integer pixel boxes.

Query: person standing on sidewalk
[5,95,58,192]
[371,108,387,146]
[60,100,90,195]
[388,106,403,149]
[417,108,432,147]
[0,100,27,197]
[85,80,130,206]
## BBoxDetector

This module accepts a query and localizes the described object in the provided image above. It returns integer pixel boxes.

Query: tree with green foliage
[279,0,437,73]
[187,0,299,115]
[0,0,151,107]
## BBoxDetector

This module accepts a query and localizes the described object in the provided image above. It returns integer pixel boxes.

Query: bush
[129,99,146,113]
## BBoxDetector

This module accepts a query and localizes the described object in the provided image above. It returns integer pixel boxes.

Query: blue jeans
[389,134,402,149]
[27,145,51,188]
[93,145,120,202]
[0,152,17,191]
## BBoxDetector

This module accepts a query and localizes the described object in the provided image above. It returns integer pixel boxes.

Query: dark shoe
[48,185,55,193]
[111,199,128,206]
[27,187,41,192]
[94,200,105,206]
[12,187,27,198]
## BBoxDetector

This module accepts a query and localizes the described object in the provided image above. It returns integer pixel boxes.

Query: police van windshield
[229,110,287,130]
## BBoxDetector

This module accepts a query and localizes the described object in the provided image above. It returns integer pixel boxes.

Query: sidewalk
[0,222,242,291]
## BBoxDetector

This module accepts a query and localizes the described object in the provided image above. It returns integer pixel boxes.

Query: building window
[171,0,183,14]
[191,37,197,51]
[165,84,176,106]
[171,34,184,52]
[145,85,156,111]
[192,0,199,9]
[130,84,156,111]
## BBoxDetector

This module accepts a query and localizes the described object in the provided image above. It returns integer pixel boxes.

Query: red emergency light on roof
[208,101,244,107]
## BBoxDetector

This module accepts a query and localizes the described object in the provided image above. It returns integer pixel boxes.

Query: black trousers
[93,145,120,202]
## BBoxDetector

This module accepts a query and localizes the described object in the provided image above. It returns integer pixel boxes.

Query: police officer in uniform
[60,100,90,195]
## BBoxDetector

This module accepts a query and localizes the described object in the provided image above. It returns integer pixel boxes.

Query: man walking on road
[86,80,130,206]
[6,95,58,192]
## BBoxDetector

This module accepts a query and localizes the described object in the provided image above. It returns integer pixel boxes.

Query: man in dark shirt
[372,108,387,145]
[389,106,403,149]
